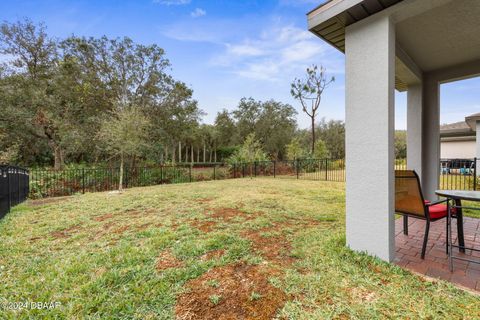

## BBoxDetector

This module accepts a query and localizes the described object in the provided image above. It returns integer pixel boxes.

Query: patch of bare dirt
[28,197,70,207]
[190,207,262,233]
[50,224,83,239]
[242,227,295,266]
[175,262,287,320]
[196,198,213,204]
[200,249,225,261]
[89,222,118,240]
[208,207,260,222]
[191,220,217,233]
[156,250,184,271]
[93,213,114,222]
[112,225,129,234]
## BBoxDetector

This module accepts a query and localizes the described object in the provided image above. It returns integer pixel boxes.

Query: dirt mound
[175,262,286,320]
[242,226,295,266]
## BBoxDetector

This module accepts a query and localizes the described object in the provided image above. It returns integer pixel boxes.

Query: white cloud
[190,8,206,18]
[210,23,341,81]
[279,0,325,7]
[153,0,190,5]
[161,15,343,81]
[227,43,265,57]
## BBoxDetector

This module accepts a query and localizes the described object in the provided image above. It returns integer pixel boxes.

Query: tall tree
[316,118,345,159]
[0,19,65,168]
[291,65,334,154]
[98,106,149,191]
[214,109,236,147]
[255,100,297,159]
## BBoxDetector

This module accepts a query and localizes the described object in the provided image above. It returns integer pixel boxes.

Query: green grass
[0,179,479,319]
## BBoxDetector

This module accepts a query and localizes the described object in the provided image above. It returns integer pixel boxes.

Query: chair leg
[421,220,430,259]
[403,215,408,235]
[445,217,449,254]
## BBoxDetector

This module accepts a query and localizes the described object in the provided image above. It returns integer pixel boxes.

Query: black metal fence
[29,159,346,198]
[26,157,479,199]
[0,165,29,219]
[439,158,478,191]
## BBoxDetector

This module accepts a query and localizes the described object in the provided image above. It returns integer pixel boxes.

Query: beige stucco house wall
[441,140,476,159]
[440,114,479,159]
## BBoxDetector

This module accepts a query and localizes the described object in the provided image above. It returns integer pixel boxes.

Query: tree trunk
[214,146,217,163]
[164,147,168,163]
[191,145,194,164]
[203,143,206,163]
[209,150,212,162]
[52,143,64,170]
[178,141,182,163]
[119,152,124,191]
[197,147,200,163]
[311,115,316,155]
[172,146,176,165]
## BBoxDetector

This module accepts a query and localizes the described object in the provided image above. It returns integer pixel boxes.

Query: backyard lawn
[0,178,479,319]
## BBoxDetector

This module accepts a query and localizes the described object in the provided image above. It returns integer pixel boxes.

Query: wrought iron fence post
[325,159,328,181]
[474,157,477,191]
[254,161,257,177]
[82,168,86,194]
[213,165,216,180]
[273,161,276,178]
[189,165,192,182]
[7,166,11,213]
[17,168,20,204]
[233,163,236,178]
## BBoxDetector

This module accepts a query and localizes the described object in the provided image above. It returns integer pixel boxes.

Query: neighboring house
[440,113,479,159]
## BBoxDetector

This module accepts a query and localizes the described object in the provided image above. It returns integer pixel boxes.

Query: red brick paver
[395,217,480,291]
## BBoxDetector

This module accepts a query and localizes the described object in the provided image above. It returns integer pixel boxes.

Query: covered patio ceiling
[308,0,480,91]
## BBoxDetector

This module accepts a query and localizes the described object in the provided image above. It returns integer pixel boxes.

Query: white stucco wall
[345,15,395,262]
[440,140,476,158]
[406,84,423,179]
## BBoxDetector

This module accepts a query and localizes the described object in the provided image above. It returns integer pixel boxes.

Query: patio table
[434,190,480,253]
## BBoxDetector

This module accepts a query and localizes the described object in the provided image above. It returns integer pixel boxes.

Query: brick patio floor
[394,216,480,292]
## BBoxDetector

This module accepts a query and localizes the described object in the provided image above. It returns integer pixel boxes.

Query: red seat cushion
[427,202,456,219]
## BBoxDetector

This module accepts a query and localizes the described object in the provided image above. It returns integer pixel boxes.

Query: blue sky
[1,0,478,129]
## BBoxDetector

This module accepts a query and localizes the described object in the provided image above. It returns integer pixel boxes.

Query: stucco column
[345,15,395,262]
[407,84,423,178]
[477,121,480,176]
[421,75,440,200]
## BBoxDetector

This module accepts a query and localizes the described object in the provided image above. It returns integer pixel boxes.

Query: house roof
[307,0,406,90]
[465,112,480,131]
[440,117,477,139]
[307,0,403,52]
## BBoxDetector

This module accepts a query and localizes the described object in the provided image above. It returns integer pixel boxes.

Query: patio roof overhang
[307,0,480,91]
[307,0,480,262]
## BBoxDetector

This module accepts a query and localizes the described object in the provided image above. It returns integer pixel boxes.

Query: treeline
[0,19,345,169]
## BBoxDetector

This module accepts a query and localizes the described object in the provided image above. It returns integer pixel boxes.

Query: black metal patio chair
[395,170,454,259]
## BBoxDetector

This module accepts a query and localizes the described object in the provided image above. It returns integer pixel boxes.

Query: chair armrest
[426,198,449,206]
